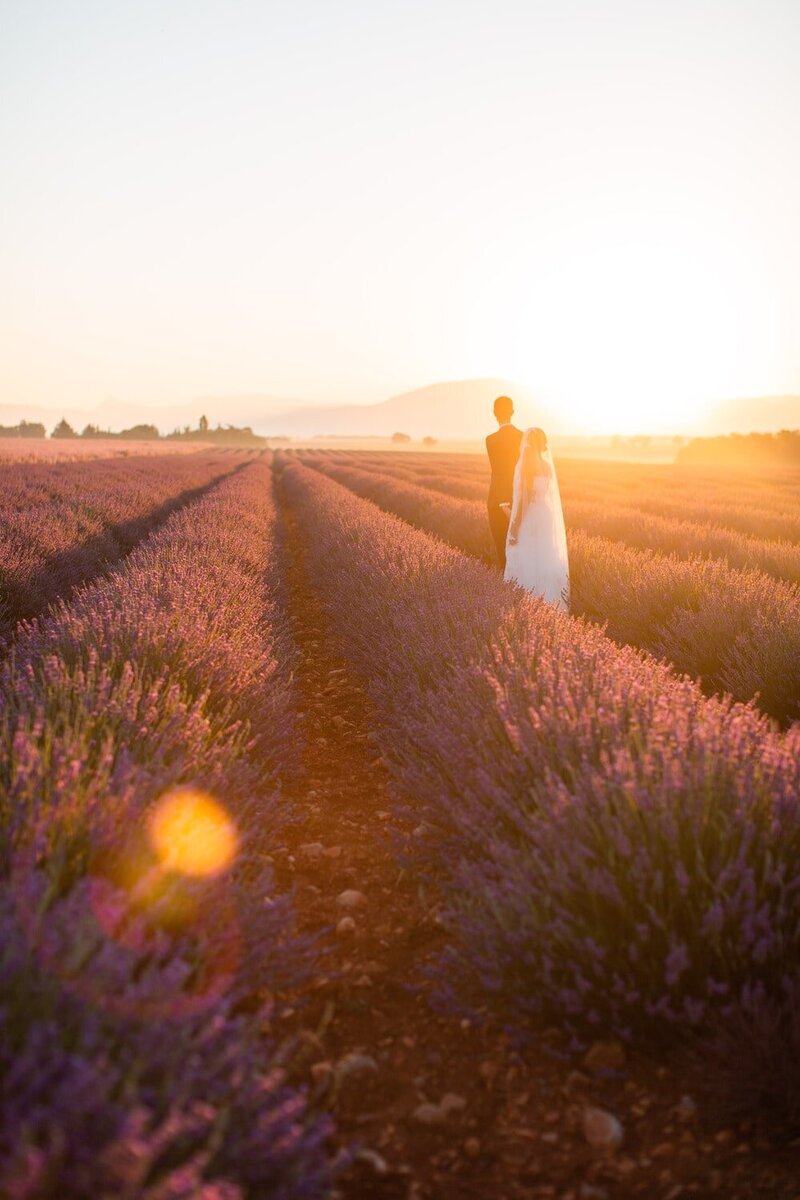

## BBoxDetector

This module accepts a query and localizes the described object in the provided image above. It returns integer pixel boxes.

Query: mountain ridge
[2,386,798,440]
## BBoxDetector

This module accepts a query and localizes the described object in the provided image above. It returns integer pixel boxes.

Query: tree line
[0,415,268,447]
[677,429,800,467]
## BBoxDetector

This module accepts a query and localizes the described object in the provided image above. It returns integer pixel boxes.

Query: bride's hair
[520,427,549,505]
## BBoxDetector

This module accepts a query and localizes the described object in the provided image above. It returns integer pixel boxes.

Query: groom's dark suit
[486,423,523,570]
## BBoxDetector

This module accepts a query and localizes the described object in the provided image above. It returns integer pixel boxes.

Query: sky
[2,0,800,434]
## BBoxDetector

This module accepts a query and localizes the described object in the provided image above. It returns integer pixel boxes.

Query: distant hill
[261,379,557,439]
[5,387,798,442]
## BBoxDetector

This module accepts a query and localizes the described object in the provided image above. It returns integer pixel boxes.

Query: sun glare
[149,788,238,878]
[505,232,751,436]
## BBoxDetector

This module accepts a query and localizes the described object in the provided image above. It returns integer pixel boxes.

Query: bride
[503,427,570,611]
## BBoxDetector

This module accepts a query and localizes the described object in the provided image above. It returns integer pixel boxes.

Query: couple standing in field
[486,395,570,611]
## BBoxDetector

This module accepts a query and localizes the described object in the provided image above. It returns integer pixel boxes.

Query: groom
[485,395,522,571]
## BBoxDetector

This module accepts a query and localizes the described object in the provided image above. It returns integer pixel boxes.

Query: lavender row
[0,461,335,1199]
[308,459,800,724]
[281,463,800,1075]
[324,453,800,583]
[363,448,800,505]
[0,438,223,464]
[362,450,800,535]
[564,497,800,585]
[0,450,244,637]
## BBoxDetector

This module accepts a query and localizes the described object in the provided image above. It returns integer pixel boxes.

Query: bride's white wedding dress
[504,452,570,611]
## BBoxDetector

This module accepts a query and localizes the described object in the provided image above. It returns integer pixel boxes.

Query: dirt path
[272,470,800,1200]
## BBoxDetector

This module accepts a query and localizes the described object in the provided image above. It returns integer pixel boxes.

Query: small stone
[413,1102,446,1127]
[564,1070,591,1095]
[582,1040,626,1072]
[440,1093,467,1117]
[579,1186,608,1200]
[336,889,366,910]
[541,1132,559,1144]
[377,810,391,820]
[479,1061,498,1085]
[310,1061,333,1085]
[322,845,342,859]
[355,1149,388,1174]
[463,1137,481,1158]
[335,1053,378,1083]
[299,842,324,859]
[582,1106,624,1151]
[674,1094,697,1121]
[336,916,356,936]
[652,1142,675,1158]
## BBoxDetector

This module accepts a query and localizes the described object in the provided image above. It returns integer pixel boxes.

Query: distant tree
[422,435,438,446]
[391,431,411,444]
[165,422,266,447]
[677,430,800,467]
[18,420,46,438]
[119,423,160,440]
[81,423,102,438]
[51,418,77,439]
[199,414,209,433]
[0,420,46,437]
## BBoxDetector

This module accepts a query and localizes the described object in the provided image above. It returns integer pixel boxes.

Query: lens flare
[149,788,237,877]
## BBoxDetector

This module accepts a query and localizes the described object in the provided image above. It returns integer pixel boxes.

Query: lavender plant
[0,461,336,1196]
[0,452,241,636]
[335,454,800,582]
[282,463,800,1052]
[308,458,800,722]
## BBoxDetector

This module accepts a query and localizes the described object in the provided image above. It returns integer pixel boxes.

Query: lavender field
[2,448,800,1200]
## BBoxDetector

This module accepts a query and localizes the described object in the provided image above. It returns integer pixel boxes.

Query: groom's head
[493,395,514,426]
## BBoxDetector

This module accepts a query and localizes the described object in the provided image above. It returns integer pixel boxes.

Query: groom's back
[486,424,523,505]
